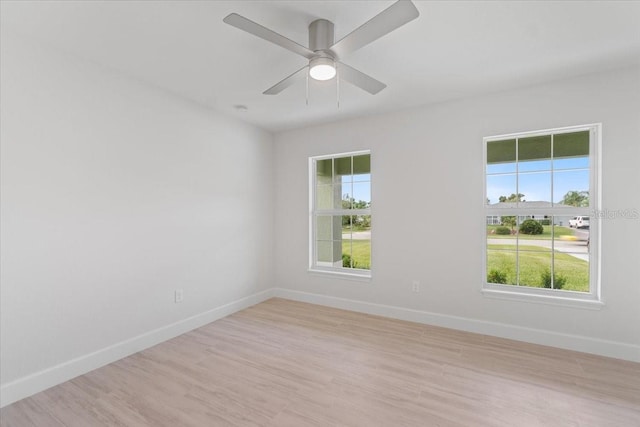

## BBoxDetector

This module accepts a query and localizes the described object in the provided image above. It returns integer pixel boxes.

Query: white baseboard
[273,288,640,363]
[3,287,637,408]
[0,288,274,408]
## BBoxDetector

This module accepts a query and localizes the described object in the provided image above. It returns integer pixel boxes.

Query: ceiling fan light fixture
[224,0,419,95]
[309,56,336,81]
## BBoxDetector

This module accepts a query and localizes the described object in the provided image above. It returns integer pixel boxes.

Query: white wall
[0,35,275,402]
[274,65,640,360]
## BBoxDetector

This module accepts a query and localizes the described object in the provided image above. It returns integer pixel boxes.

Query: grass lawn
[487,244,589,292]
[343,239,370,269]
[487,225,576,240]
[337,237,588,291]
[342,226,371,233]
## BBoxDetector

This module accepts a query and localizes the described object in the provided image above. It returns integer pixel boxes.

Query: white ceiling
[2,1,640,132]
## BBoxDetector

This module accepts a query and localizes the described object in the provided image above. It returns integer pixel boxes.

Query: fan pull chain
[336,65,340,109]
[306,71,309,106]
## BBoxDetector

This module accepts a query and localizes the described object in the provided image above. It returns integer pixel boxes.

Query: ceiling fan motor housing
[308,19,337,80]
[309,19,335,53]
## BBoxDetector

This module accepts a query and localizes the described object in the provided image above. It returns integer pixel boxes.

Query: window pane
[317,215,343,266]
[552,223,589,292]
[340,181,353,209]
[334,156,352,177]
[554,131,590,169]
[316,159,333,184]
[552,222,589,289]
[317,215,334,240]
[554,131,589,159]
[518,135,551,161]
[554,170,589,207]
[317,240,334,263]
[516,214,551,287]
[342,222,371,270]
[316,184,334,209]
[517,250,552,288]
[487,174,517,206]
[487,250,517,285]
[352,182,371,208]
[353,154,370,176]
[518,172,551,203]
[487,139,516,166]
[487,215,517,284]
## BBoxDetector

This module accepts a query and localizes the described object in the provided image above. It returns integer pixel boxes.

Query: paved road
[487,237,589,261]
[342,230,589,261]
[342,231,371,240]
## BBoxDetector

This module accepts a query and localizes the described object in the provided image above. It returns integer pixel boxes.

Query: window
[484,125,600,305]
[309,151,371,278]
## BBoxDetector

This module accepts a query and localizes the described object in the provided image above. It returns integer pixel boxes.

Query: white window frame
[309,150,372,280]
[482,124,602,309]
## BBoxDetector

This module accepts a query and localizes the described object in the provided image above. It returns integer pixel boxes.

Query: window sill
[482,287,604,310]
[308,268,372,282]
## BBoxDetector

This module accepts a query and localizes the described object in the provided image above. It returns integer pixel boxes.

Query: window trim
[482,124,602,308]
[308,150,372,279]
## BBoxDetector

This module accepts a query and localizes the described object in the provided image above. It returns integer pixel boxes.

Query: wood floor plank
[2,298,639,426]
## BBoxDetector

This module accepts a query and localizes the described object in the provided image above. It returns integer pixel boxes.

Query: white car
[569,216,590,229]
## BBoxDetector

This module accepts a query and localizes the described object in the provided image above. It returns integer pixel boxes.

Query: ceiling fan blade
[223,13,315,59]
[263,65,309,95]
[330,1,419,59]
[338,63,386,95]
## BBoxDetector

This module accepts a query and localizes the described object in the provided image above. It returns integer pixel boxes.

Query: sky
[342,173,371,204]
[332,156,589,207]
[487,157,589,205]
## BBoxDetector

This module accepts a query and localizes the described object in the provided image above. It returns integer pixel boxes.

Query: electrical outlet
[412,280,420,293]
[174,289,184,303]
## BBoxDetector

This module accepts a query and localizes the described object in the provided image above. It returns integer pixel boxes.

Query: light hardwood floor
[1,298,639,426]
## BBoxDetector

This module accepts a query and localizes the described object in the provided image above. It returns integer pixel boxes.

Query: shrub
[487,269,507,284]
[540,219,551,226]
[501,216,517,229]
[495,226,511,235]
[540,270,567,289]
[342,253,354,268]
[520,219,543,235]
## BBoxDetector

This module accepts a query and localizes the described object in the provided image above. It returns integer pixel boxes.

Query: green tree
[561,190,589,207]
[342,197,371,229]
[499,193,525,203]
[497,194,523,232]
[501,216,517,231]
[342,196,370,210]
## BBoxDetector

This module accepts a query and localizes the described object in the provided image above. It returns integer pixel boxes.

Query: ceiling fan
[223,1,420,96]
